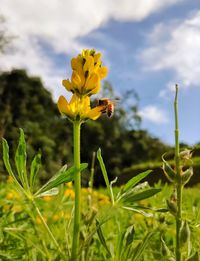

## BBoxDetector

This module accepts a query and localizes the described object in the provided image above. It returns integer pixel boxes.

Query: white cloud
[140,10,200,91]
[138,105,168,124]
[0,0,182,99]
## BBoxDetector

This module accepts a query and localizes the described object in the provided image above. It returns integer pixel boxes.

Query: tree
[0,69,73,181]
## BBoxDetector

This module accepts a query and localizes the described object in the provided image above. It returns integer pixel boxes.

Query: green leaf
[96,219,112,258]
[30,152,41,190]
[97,148,110,190]
[120,188,161,204]
[123,170,152,193]
[35,163,87,196]
[36,188,59,198]
[122,206,153,217]
[125,225,135,247]
[2,138,23,192]
[115,230,126,261]
[97,148,114,204]
[161,237,171,256]
[15,129,27,187]
[131,231,155,261]
[2,138,15,178]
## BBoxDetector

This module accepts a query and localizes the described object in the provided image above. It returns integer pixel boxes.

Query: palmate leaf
[34,163,88,196]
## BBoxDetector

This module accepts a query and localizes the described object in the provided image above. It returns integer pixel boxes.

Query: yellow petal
[71,57,82,71]
[62,79,73,92]
[89,81,100,95]
[86,106,103,120]
[57,96,73,117]
[69,94,79,113]
[83,56,94,73]
[85,73,99,91]
[81,96,90,112]
[94,53,101,64]
[69,93,78,106]
[71,70,82,88]
[98,67,108,79]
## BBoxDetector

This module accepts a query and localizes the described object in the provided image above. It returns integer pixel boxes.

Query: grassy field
[0,177,200,260]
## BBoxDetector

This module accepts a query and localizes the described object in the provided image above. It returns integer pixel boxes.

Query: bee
[98,98,118,118]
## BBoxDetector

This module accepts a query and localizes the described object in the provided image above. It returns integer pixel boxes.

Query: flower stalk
[71,121,81,261]
[174,84,182,261]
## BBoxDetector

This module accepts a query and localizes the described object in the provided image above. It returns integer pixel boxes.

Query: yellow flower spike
[62,49,107,96]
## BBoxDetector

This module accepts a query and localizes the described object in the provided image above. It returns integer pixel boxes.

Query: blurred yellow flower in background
[64,188,75,199]
[62,49,108,97]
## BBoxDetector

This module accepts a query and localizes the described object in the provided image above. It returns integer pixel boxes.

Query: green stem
[174,84,182,261]
[71,121,81,261]
[89,151,96,190]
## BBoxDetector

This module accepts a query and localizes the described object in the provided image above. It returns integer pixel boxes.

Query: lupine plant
[1,50,199,261]
[162,85,199,261]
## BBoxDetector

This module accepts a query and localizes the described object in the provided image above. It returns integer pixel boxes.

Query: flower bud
[180,149,193,161]
[180,220,190,246]
[181,167,193,185]
[166,199,177,216]
[162,161,176,183]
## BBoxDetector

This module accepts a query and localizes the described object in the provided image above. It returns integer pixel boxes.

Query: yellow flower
[36,216,47,225]
[42,196,53,202]
[57,94,104,122]
[64,188,75,199]
[62,49,108,96]
[6,190,20,200]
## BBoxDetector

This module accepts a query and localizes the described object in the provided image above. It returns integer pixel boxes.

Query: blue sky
[1,0,200,145]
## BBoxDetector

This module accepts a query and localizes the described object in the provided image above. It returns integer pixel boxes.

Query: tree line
[0,69,174,186]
